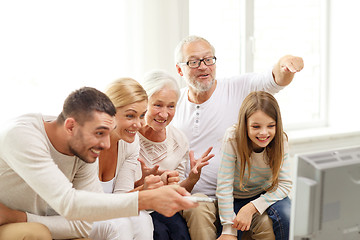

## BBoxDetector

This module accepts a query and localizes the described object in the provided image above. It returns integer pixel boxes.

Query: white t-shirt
[172,71,283,198]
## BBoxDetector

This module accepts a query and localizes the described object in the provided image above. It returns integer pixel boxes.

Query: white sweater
[138,125,189,180]
[0,113,139,239]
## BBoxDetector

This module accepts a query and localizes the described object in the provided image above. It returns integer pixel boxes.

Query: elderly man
[172,35,303,240]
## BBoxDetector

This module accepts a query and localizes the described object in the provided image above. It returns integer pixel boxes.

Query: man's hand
[0,202,26,225]
[273,55,304,86]
[279,55,304,73]
[232,202,258,231]
[138,185,198,217]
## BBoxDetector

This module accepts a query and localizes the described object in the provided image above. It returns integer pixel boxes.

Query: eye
[252,126,260,129]
[140,114,145,119]
[168,105,175,109]
[95,131,104,136]
[189,60,199,65]
[126,114,134,118]
[268,124,276,128]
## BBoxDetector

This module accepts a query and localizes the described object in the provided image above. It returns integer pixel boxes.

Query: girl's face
[114,100,147,143]
[247,110,276,151]
[146,88,178,132]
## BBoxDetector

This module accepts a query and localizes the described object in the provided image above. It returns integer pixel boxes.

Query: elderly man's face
[178,40,216,93]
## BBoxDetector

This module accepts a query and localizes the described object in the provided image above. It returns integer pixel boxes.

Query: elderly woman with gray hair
[137,70,214,240]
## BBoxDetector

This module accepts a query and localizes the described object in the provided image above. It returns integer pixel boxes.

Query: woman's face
[247,110,276,151]
[146,88,178,132]
[114,100,147,143]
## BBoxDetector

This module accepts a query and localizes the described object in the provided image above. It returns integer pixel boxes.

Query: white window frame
[240,0,330,131]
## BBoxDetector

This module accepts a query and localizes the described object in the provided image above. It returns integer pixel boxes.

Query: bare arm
[0,202,26,225]
[272,55,304,86]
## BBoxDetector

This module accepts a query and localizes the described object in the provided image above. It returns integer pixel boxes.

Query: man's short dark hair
[57,87,116,125]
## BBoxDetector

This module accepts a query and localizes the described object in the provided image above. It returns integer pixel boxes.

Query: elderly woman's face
[146,87,178,132]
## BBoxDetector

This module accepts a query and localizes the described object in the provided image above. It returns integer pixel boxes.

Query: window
[189,0,327,130]
[0,1,132,124]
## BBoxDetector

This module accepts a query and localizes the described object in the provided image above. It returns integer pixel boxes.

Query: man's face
[68,111,116,163]
[177,40,216,92]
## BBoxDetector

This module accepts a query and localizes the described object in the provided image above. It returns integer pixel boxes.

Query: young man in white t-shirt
[172,35,304,240]
[0,87,197,240]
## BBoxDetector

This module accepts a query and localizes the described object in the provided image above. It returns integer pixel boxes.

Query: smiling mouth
[198,74,209,78]
[126,129,137,134]
[257,136,269,141]
[155,119,166,123]
[90,148,101,157]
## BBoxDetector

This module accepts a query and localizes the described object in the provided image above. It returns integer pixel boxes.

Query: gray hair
[174,35,216,64]
[142,70,180,101]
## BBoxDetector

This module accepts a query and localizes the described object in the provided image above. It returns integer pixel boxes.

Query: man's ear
[176,64,183,76]
[64,118,76,135]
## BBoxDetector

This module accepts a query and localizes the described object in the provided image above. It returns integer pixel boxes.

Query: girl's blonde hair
[105,78,148,108]
[235,91,285,192]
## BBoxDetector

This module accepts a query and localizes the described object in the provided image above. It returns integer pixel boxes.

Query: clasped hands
[216,202,258,240]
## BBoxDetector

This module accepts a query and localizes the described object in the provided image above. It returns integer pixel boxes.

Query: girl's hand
[188,147,214,182]
[217,234,237,240]
[232,202,258,231]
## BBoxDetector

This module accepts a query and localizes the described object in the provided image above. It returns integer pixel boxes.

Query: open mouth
[154,119,166,123]
[257,136,270,142]
[198,74,209,78]
[90,148,101,157]
[126,129,137,134]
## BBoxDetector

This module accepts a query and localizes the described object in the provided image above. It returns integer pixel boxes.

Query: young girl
[216,91,292,240]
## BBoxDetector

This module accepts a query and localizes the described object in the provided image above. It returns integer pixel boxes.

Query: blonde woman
[90,78,159,240]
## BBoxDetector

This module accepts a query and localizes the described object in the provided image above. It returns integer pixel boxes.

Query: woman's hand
[161,170,180,185]
[143,174,164,190]
[135,158,166,187]
[0,202,26,225]
[188,147,214,182]
[232,202,258,231]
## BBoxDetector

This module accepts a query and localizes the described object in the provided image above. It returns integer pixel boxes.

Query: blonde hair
[235,91,285,192]
[105,78,148,108]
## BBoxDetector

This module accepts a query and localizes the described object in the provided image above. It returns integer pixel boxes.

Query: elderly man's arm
[272,55,304,86]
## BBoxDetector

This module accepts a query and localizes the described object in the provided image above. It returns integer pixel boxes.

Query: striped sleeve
[216,126,238,236]
[251,140,292,214]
